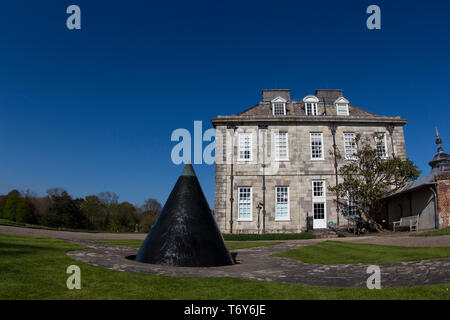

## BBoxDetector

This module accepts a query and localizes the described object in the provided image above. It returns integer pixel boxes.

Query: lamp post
[256,202,263,234]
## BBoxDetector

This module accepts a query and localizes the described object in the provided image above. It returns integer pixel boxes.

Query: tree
[139,198,162,232]
[108,201,137,232]
[46,188,66,197]
[81,195,108,230]
[15,197,37,224]
[1,190,21,221]
[329,134,420,231]
[43,191,87,229]
[98,192,119,206]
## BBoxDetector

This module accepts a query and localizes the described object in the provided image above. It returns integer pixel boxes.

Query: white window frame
[303,95,319,116]
[343,132,357,160]
[272,96,287,116]
[275,186,290,221]
[272,102,286,116]
[375,133,388,159]
[274,131,289,161]
[334,97,350,116]
[238,132,252,161]
[305,102,318,116]
[312,180,326,224]
[336,103,349,116]
[310,132,324,160]
[237,187,252,221]
[347,197,360,218]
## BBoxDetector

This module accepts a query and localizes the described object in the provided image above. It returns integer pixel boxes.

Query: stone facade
[211,89,408,234]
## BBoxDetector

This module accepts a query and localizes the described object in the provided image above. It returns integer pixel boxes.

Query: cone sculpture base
[135,164,234,267]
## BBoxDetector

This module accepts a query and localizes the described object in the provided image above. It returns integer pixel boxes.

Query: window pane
[273,103,285,115]
[275,132,288,160]
[336,103,349,115]
[313,181,325,198]
[306,103,317,115]
[310,133,323,159]
[275,187,289,219]
[375,133,387,158]
[239,133,252,160]
[238,187,252,220]
[344,133,357,160]
[313,203,325,219]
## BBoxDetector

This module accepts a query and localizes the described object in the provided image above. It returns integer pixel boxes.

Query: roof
[211,89,407,127]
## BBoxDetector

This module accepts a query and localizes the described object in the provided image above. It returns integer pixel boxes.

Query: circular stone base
[67,239,450,287]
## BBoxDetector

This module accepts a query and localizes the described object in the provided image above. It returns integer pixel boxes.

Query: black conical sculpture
[135,164,234,267]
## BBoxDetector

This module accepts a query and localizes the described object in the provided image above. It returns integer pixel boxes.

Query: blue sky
[0,0,449,208]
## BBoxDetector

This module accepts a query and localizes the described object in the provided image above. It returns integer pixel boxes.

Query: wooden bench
[392,215,419,232]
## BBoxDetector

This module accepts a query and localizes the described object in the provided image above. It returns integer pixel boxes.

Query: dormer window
[334,97,350,116]
[303,95,319,116]
[272,97,287,116]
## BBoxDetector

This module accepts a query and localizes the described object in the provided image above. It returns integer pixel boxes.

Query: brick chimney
[262,89,291,102]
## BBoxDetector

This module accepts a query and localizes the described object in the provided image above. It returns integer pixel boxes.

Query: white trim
[275,186,290,221]
[272,102,286,116]
[271,96,287,103]
[305,102,318,116]
[238,132,252,161]
[343,132,357,160]
[272,97,287,116]
[274,131,289,161]
[237,187,253,221]
[335,97,350,116]
[303,95,319,103]
[375,132,388,159]
[310,132,324,160]
[334,96,350,104]
[311,180,327,229]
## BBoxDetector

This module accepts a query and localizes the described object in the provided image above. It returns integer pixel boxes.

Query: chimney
[315,89,343,104]
[262,89,291,102]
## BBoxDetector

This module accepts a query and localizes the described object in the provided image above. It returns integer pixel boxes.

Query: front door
[313,202,327,229]
[312,180,327,229]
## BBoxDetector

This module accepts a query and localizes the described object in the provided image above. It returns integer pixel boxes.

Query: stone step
[311,229,339,238]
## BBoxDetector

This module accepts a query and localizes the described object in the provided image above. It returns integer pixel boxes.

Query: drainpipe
[259,124,268,234]
[428,184,439,229]
[227,125,236,233]
[330,123,340,226]
[386,124,396,157]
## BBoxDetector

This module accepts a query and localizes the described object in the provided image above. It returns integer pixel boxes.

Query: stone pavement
[67,239,450,287]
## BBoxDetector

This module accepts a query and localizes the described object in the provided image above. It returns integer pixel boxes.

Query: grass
[273,240,450,264]
[223,233,315,241]
[0,234,448,299]
[0,218,124,234]
[87,238,282,251]
[414,227,450,237]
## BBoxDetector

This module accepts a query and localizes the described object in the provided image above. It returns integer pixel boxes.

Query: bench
[392,215,419,232]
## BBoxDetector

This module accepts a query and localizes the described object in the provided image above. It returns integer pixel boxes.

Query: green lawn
[0,234,448,299]
[87,238,282,251]
[222,233,315,241]
[273,240,450,264]
[414,227,450,237]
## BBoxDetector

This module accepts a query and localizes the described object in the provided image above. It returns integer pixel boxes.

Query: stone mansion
[211,89,407,233]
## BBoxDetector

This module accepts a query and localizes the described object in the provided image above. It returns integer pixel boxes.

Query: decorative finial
[436,127,443,153]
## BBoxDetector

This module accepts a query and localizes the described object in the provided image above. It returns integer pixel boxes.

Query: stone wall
[436,173,450,228]
[214,122,407,233]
